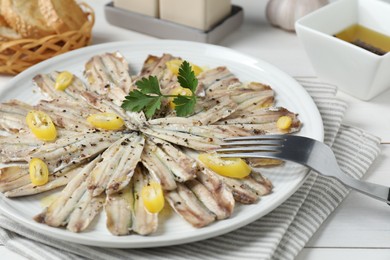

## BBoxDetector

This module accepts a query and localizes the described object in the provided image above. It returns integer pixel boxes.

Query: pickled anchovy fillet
[0,134,43,163]
[207,76,242,93]
[148,124,261,141]
[138,54,175,83]
[186,178,233,220]
[218,109,302,134]
[194,166,235,219]
[106,184,133,236]
[0,100,33,133]
[197,66,235,90]
[33,72,88,101]
[142,127,220,151]
[88,133,145,196]
[0,163,29,193]
[165,183,216,228]
[220,107,296,124]
[206,81,274,102]
[188,150,272,205]
[131,167,158,235]
[216,172,273,204]
[141,143,177,191]
[84,52,133,96]
[0,163,28,183]
[3,162,83,197]
[28,131,122,173]
[147,138,197,182]
[35,99,99,132]
[67,193,105,233]
[106,134,145,195]
[34,157,101,228]
[81,90,145,131]
[141,137,197,191]
[229,82,274,107]
[247,158,283,167]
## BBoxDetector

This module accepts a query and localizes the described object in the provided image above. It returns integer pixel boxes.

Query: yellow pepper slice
[141,181,165,213]
[26,110,57,141]
[55,71,74,91]
[198,153,252,179]
[166,59,203,76]
[169,86,193,109]
[277,116,292,130]
[29,158,49,186]
[87,112,124,130]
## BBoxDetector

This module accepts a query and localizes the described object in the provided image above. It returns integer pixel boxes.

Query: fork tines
[216,135,286,158]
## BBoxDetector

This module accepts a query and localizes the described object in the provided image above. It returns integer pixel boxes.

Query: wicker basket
[0,3,95,75]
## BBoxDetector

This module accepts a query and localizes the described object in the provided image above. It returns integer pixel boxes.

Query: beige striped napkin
[0,78,381,260]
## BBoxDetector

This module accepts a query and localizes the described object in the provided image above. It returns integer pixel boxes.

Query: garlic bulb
[266,0,329,31]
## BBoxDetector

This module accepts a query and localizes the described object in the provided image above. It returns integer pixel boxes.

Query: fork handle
[330,169,390,203]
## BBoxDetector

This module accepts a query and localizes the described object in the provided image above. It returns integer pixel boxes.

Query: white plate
[0,40,323,248]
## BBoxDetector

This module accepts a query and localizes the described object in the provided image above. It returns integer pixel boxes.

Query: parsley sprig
[121,61,198,118]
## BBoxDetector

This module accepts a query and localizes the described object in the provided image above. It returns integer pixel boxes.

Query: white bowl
[295,0,390,100]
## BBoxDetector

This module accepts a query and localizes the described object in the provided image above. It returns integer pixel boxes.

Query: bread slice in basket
[39,0,88,33]
[0,0,20,41]
[0,25,22,41]
[1,0,56,39]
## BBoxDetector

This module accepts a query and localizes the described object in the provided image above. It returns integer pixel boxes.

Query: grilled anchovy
[27,131,122,173]
[131,167,158,235]
[33,72,88,101]
[84,52,133,96]
[88,133,144,196]
[34,157,101,228]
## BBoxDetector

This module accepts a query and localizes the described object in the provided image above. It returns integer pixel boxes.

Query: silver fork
[216,134,390,203]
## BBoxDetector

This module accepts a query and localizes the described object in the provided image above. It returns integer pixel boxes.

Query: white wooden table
[1,1,390,259]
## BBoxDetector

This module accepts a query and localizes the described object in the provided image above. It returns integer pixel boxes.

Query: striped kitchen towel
[0,78,381,260]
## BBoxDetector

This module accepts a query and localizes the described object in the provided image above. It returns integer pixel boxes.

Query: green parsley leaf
[121,90,162,118]
[144,96,162,119]
[173,95,196,117]
[121,60,199,118]
[135,76,162,95]
[178,61,198,92]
